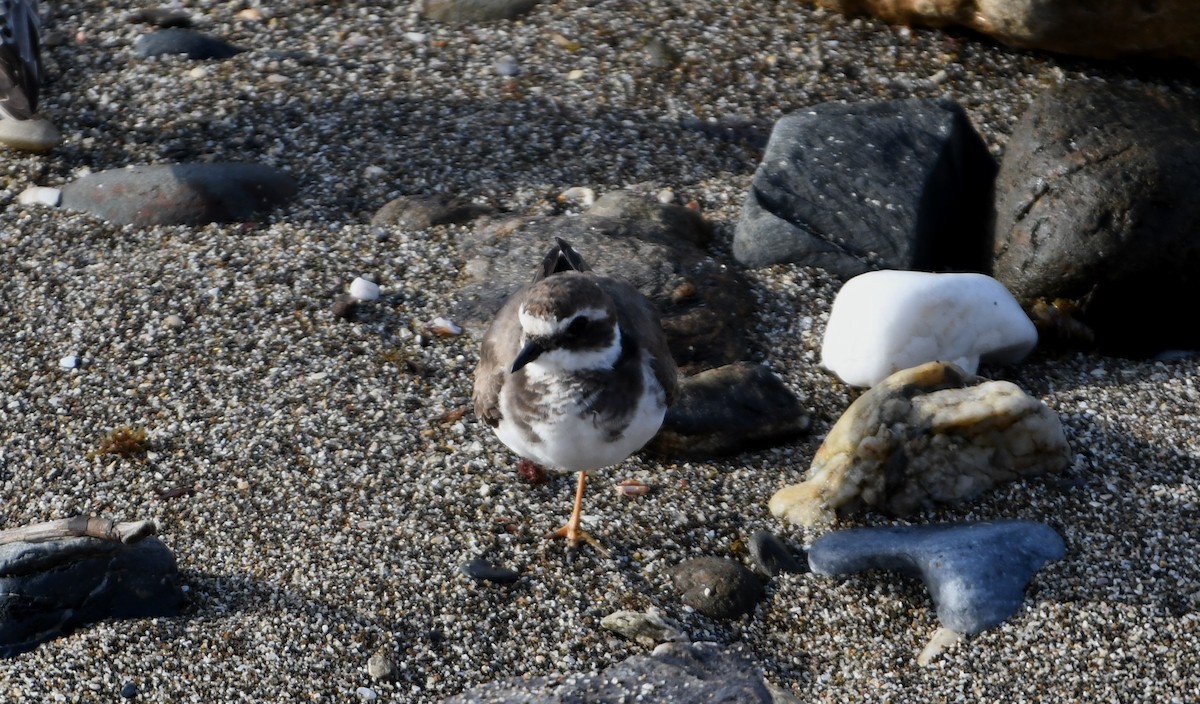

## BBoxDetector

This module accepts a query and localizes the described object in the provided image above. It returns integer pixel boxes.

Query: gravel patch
[3,0,1197,701]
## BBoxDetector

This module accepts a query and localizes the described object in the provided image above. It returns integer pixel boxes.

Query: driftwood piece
[0,516,157,546]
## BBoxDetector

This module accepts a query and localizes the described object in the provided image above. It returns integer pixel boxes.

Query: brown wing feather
[472,285,528,427]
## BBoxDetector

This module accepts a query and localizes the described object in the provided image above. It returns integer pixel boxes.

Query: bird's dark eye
[566,316,589,336]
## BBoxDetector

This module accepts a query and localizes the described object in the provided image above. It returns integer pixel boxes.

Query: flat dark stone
[454,214,753,374]
[423,0,541,23]
[0,536,187,658]
[670,557,763,619]
[61,163,298,227]
[734,98,995,278]
[808,520,1065,634]
[370,195,492,230]
[748,530,807,578]
[646,362,810,459]
[128,8,193,28]
[443,642,776,703]
[460,559,520,585]
[992,83,1200,357]
[134,28,243,60]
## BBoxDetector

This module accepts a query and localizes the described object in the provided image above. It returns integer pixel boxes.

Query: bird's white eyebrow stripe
[518,306,610,337]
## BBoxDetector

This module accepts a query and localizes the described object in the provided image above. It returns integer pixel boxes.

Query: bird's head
[512,275,620,374]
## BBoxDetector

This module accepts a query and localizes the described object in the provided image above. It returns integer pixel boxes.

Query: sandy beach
[2,1,1198,701]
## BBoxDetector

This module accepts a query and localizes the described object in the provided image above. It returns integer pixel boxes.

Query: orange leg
[549,471,607,554]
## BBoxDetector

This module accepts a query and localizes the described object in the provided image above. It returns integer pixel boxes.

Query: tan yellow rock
[812,0,1200,63]
[770,361,1070,527]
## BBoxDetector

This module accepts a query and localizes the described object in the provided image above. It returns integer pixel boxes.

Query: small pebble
[670,557,763,619]
[120,681,137,699]
[459,559,520,585]
[557,186,595,206]
[163,314,185,330]
[17,186,62,207]
[59,355,81,370]
[356,686,378,701]
[494,55,520,76]
[426,317,462,336]
[748,530,807,577]
[350,277,380,301]
[367,650,396,680]
[331,295,359,320]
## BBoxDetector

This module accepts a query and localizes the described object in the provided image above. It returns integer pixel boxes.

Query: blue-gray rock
[808,521,1065,634]
[442,642,777,703]
[991,82,1200,357]
[670,557,763,619]
[748,530,807,578]
[646,363,810,460]
[0,537,187,658]
[120,681,138,699]
[733,98,996,278]
[134,28,243,59]
[61,163,298,227]
[460,559,520,585]
[422,0,540,23]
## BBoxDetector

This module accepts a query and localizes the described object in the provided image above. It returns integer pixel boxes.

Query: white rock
[349,277,380,301]
[0,115,62,153]
[820,270,1036,387]
[59,355,81,370]
[17,186,62,207]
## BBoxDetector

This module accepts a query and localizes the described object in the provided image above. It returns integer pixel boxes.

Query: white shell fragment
[349,276,380,301]
[557,186,596,206]
[17,186,62,207]
[426,317,462,337]
[820,270,1037,388]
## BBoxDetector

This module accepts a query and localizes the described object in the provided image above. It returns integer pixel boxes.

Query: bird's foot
[515,459,548,484]
[548,522,608,555]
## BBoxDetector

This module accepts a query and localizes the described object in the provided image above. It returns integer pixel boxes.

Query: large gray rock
[61,163,299,227]
[0,536,187,657]
[455,213,754,373]
[813,0,1200,64]
[992,83,1200,357]
[808,520,1066,633]
[734,99,995,278]
[443,642,778,703]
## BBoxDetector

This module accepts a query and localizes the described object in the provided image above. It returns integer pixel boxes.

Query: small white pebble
[404,31,427,43]
[426,316,462,336]
[350,277,380,301]
[566,68,584,80]
[18,186,62,207]
[356,686,378,701]
[266,74,289,84]
[163,314,185,330]
[362,165,386,179]
[59,354,81,370]
[188,66,207,79]
[656,188,675,204]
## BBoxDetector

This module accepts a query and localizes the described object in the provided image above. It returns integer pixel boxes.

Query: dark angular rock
[370,195,492,230]
[423,0,540,23]
[587,190,713,247]
[646,362,810,459]
[992,83,1200,357]
[454,215,754,373]
[133,28,243,59]
[459,559,520,585]
[444,642,777,703]
[61,163,298,227]
[748,530,807,578]
[808,520,1066,634]
[0,537,187,658]
[734,98,996,278]
[670,557,764,619]
[120,681,138,699]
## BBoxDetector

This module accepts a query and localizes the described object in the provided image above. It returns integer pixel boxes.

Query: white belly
[494,362,667,472]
